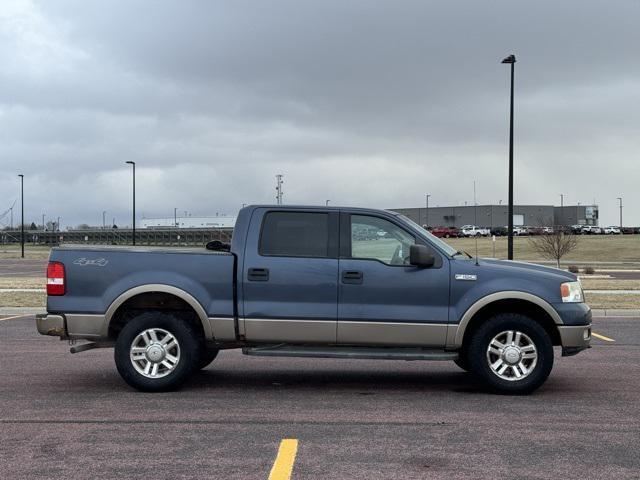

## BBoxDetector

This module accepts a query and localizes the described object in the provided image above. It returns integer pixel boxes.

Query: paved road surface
[1,315,639,479]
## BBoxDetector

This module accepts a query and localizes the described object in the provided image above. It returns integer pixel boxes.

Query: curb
[0,307,46,315]
[591,309,640,317]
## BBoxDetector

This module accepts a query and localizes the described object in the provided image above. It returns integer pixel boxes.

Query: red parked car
[428,226,460,238]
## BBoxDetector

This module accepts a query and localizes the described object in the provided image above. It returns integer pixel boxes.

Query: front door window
[350,215,415,265]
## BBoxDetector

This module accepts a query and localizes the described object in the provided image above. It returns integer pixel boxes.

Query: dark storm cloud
[1,0,638,227]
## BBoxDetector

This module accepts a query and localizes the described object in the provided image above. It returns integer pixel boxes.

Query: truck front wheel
[468,313,554,394]
[114,312,201,392]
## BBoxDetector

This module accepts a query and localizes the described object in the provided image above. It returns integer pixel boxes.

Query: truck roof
[243,204,402,216]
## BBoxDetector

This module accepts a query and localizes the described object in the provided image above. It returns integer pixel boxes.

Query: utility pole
[102,210,106,229]
[42,214,45,231]
[57,216,60,232]
[502,54,516,260]
[10,206,13,230]
[425,194,431,228]
[617,197,623,228]
[174,207,178,227]
[126,161,136,245]
[18,174,24,258]
[559,194,564,226]
[275,174,284,205]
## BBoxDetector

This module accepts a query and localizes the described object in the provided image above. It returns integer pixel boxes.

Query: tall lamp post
[617,197,623,229]
[559,193,564,226]
[18,174,24,258]
[502,54,516,260]
[126,161,136,245]
[425,194,431,228]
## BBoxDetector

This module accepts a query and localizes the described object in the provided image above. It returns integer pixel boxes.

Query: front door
[242,209,339,343]
[337,212,450,346]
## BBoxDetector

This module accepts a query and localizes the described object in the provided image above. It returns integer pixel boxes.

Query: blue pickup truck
[37,205,591,394]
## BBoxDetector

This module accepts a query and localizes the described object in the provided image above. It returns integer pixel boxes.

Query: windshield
[396,214,459,257]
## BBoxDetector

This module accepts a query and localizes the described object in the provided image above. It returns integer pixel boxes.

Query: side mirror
[409,244,435,268]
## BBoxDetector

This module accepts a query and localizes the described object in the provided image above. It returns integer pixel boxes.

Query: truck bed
[47,245,236,320]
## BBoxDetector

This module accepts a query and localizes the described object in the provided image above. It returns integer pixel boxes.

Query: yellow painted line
[592,332,615,342]
[268,439,299,480]
[0,314,29,322]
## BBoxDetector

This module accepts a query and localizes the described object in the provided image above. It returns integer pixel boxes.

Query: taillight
[47,261,66,296]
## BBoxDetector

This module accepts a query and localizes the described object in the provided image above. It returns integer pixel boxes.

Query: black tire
[468,313,554,394]
[198,347,220,370]
[114,311,202,392]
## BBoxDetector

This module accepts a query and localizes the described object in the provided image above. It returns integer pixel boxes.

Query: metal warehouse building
[391,204,598,228]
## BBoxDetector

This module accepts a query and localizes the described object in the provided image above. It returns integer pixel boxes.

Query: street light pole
[42,214,45,231]
[174,207,178,227]
[425,194,431,228]
[126,161,136,245]
[102,210,106,230]
[326,200,330,206]
[18,174,24,258]
[559,193,564,225]
[617,197,623,229]
[502,54,516,260]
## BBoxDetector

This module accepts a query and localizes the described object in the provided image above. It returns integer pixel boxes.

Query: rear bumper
[36,313,106,339]
[36,314,67,337]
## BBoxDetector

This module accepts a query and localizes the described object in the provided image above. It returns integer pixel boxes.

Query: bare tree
[528,219,579,268]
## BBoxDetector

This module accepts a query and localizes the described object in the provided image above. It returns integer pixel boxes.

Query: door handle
[248,268,269,282]
[342,270,363,284]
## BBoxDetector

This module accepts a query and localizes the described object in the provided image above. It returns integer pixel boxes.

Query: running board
[242,345,458,361]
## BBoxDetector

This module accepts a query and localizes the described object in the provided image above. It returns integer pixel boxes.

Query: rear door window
[260,212,330,258]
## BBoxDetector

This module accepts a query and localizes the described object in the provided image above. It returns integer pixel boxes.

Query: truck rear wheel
[468,313,553,394]
[198,347,220,370]
[114,312,201,392]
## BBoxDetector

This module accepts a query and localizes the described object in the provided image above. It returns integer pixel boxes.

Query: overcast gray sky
[1,0,638,228]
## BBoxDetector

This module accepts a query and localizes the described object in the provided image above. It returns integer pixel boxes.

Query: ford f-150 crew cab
[37,205,591,394]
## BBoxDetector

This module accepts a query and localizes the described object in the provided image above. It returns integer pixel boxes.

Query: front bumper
[36,314,67,337]
[558,324,591,356]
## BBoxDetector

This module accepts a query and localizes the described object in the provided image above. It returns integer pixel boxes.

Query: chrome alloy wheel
[486,330,538,381]
[129,328,181,379]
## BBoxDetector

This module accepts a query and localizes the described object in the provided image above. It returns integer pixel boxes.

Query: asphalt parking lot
[1,315,639,479]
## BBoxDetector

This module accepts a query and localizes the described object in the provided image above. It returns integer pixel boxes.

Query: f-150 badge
[73,257,108,267]
[455,274,477,281]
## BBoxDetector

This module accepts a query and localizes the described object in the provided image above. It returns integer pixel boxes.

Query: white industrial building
[141,216,236,229]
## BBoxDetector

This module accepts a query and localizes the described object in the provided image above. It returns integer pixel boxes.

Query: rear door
[337,212,450,347]
[242,209,339,343]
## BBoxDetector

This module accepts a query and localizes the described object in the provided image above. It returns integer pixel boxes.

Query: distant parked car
[460,225,490,237]
[570,225,584,234]
[621,227,635,234]
[429,226,460,238]
[581,226,602,235]
[528,226,544,236]
[541,227,554,234]
[490,226,508,236]
[603,226,621,235]
[508,226,528,236]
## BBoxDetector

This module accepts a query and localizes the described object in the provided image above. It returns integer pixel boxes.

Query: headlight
[561,281,584,303]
